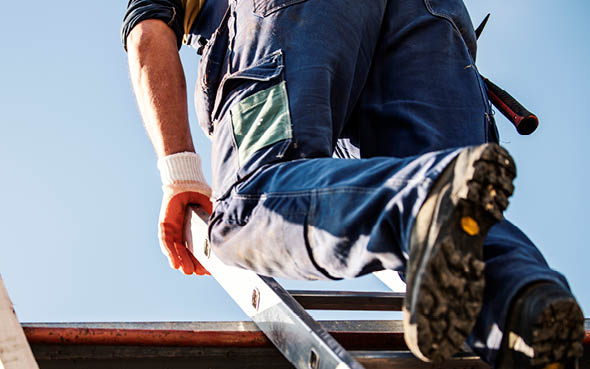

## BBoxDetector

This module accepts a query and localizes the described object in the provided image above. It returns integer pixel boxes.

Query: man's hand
[159,183,212,275]
[157,152,212,276]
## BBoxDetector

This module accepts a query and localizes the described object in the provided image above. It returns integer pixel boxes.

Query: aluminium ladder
[185,206,490,369]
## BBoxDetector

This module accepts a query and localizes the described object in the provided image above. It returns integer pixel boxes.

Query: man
[122,0,585,367]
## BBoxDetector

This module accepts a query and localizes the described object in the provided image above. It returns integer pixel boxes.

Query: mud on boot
[403,143,516,363]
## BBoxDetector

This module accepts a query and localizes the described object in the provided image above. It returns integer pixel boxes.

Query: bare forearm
[127,19,195,158]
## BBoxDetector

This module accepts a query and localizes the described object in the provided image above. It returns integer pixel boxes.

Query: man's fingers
[164,239,181,269]
[175,242,195,275]
[159,218,182,269]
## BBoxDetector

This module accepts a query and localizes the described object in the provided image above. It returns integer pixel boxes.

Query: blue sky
[0,1,588,324]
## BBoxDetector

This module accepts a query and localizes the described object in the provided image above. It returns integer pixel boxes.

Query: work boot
[496,282,585,369]
[403,143,516,363]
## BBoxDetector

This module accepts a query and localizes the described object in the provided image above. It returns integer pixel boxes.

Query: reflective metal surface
[185,206,363,369]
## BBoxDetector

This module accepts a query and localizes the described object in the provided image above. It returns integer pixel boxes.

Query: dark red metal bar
[23,321,590,351]
[24,327,270,348]
[23,321,406,350]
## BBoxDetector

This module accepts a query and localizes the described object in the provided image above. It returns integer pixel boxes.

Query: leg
[468,220,582,367]
[209,149,460,280]
[338,1,583,366]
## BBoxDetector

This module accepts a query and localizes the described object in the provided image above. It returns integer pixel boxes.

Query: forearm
[127,19,195,158]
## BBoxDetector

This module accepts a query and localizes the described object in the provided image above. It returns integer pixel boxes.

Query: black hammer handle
[483,77,539,135]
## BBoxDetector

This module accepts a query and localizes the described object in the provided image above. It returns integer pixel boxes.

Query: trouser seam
[422,0,492,141]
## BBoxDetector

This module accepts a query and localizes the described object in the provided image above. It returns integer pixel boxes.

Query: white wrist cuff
[157,152,207,185]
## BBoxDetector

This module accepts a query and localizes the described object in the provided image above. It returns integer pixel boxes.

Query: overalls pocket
[210,50,292,199]
[215,50,291,165]
[252,0,309,17]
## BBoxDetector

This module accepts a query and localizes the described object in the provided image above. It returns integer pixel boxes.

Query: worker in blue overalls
[122,0,585,367]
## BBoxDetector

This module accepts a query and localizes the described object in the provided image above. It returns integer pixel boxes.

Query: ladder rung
[352,351,490,369]
[288,290,404,311]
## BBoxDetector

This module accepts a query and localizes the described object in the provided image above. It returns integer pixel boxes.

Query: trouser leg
[209,149,460,280]
[466,221,570,365]
[338,1,570,365]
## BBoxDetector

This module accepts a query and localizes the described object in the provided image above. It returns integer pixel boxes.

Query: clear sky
[0,1,588,324]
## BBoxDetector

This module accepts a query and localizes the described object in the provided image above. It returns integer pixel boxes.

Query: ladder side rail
[185,206,365,369]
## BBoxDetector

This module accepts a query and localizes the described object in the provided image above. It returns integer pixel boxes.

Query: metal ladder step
[288,290,404,311]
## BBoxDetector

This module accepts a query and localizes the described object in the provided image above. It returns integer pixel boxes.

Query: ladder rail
[185,205,364,369]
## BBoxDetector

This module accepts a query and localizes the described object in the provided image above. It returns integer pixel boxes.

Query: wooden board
[0,276,39,369]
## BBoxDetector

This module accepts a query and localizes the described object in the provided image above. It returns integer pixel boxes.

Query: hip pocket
[210,50,292,198]
[215,50,292,168]
[231,81,292,167]
[253,0,309,17]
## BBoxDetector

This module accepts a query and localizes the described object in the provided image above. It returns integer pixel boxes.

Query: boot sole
[404,143,516,363]
[524,298,584,368]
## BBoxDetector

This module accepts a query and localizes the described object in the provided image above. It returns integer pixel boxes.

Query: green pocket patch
[230,82,292,166]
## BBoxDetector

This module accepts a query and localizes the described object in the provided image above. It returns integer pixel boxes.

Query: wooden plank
[0,276,39,369]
